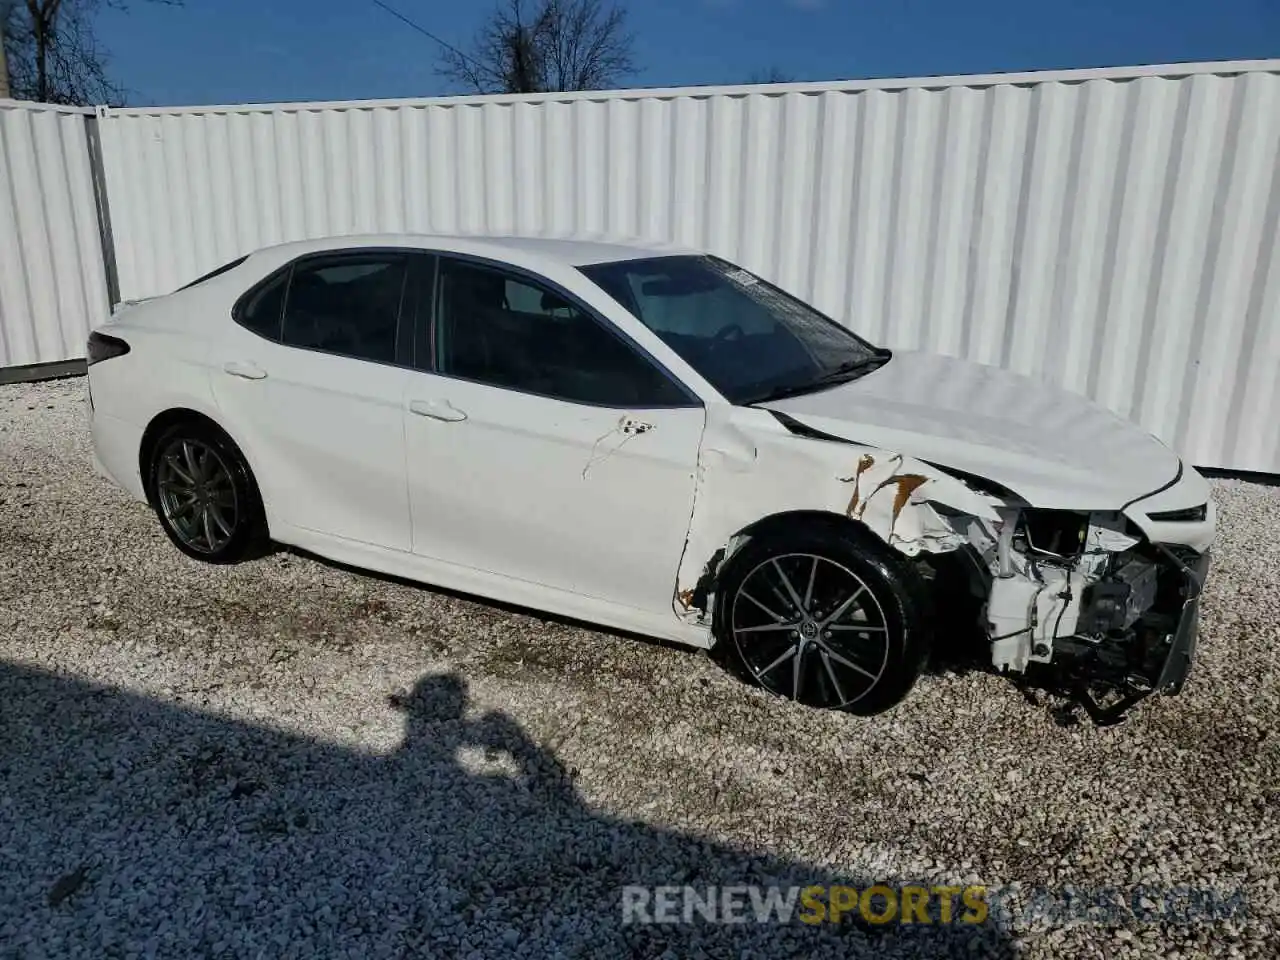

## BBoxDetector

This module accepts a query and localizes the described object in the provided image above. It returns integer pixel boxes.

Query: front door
[405,256,704,615]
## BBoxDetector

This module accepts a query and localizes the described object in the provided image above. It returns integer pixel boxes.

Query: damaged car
[88,235,1215,720]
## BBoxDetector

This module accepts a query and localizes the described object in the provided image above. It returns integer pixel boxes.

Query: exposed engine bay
[963,507,1209,724]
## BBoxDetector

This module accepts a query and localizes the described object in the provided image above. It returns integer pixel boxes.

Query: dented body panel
[727,349,1216,706]
[671,380,1215,704]
[674,405,1003,626]
[760,350,1184,511]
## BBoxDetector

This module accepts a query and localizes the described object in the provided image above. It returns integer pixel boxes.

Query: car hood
[759,350,1181,510]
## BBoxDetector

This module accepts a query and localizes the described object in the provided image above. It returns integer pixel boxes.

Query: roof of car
[251,233,693,268]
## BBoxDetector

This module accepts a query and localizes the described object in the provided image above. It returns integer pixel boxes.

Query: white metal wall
[18,60,1280,472]
[0,102,109,369]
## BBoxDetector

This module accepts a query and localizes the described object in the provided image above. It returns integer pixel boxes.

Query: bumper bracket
[1153,547,1211,696]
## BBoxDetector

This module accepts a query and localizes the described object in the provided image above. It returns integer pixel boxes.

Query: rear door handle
[409,399,467,422]
[223,360,267,380]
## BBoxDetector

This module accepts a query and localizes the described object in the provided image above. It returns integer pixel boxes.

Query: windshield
[580,255,886,404]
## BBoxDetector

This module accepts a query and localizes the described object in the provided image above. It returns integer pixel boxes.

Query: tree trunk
[0,20,11,100]
[28,0,60,103]
[34,17,47,101]
[510,25,538,93]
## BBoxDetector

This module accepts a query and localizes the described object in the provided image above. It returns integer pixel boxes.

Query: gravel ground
[0,377,1277,959]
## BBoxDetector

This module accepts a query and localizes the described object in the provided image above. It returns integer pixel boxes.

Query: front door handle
[409,399,467,422]
[223,360,267,380]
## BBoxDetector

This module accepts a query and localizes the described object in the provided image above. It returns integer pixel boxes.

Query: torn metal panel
[666,401,1216,724]
[672,406,1003,623]
[581,414,655,479]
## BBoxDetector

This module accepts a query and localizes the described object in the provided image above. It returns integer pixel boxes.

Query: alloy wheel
[730,553,890,709]
[155,437,240,555]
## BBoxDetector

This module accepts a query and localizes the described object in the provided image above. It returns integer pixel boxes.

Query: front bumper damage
[1049,546,1209,726]
[673,407,1214,723]
[985,511,1212,725]
[1153,547,1211,696]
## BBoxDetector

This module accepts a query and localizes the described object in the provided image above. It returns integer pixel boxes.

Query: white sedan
[88,235,1215,720]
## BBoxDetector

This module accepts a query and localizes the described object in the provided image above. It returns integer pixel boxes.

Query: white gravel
[1,377,1277,958]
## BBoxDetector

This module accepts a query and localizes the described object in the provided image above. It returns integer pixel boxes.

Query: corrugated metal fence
[0,102,109,370]
[2,61,1279,471]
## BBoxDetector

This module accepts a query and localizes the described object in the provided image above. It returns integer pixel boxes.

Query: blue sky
[96,0,1279,106]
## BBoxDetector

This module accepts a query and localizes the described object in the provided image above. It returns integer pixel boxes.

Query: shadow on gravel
[0,661,1014,958]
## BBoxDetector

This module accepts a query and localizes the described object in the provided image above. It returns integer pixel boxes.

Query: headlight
[1147,504,1208,523]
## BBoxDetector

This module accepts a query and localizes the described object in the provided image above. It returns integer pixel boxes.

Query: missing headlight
[1019,510,1088,559]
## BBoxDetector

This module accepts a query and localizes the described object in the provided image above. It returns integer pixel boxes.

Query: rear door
[210,249,419,550]
[404,255,705,615]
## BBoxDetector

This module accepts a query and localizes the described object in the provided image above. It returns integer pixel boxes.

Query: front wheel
[713,523,930,715]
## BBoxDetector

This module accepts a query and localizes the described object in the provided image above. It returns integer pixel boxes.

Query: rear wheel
[147,421,267,563]
[713,523,930,715]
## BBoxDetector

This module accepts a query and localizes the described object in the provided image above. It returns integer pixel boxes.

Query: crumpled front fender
[674,405,1003,623]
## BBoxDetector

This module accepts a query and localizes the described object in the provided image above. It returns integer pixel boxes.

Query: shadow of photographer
[0,662,1014,957]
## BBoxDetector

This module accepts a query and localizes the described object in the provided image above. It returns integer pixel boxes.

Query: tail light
[87,331,130,365]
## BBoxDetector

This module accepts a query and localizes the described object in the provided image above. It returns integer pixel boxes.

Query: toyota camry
[87,234,1215,720]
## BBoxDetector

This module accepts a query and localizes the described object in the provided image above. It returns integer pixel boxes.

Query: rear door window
[280,254,409,365]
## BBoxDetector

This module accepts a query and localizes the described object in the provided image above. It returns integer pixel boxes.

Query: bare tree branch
[3,0,179,105]
[437,0,635,95]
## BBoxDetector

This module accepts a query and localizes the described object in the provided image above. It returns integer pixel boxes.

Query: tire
[146,419,268,564]
[712,522,930,715]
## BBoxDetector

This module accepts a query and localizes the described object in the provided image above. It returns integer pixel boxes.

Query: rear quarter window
[234,269,288,341]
